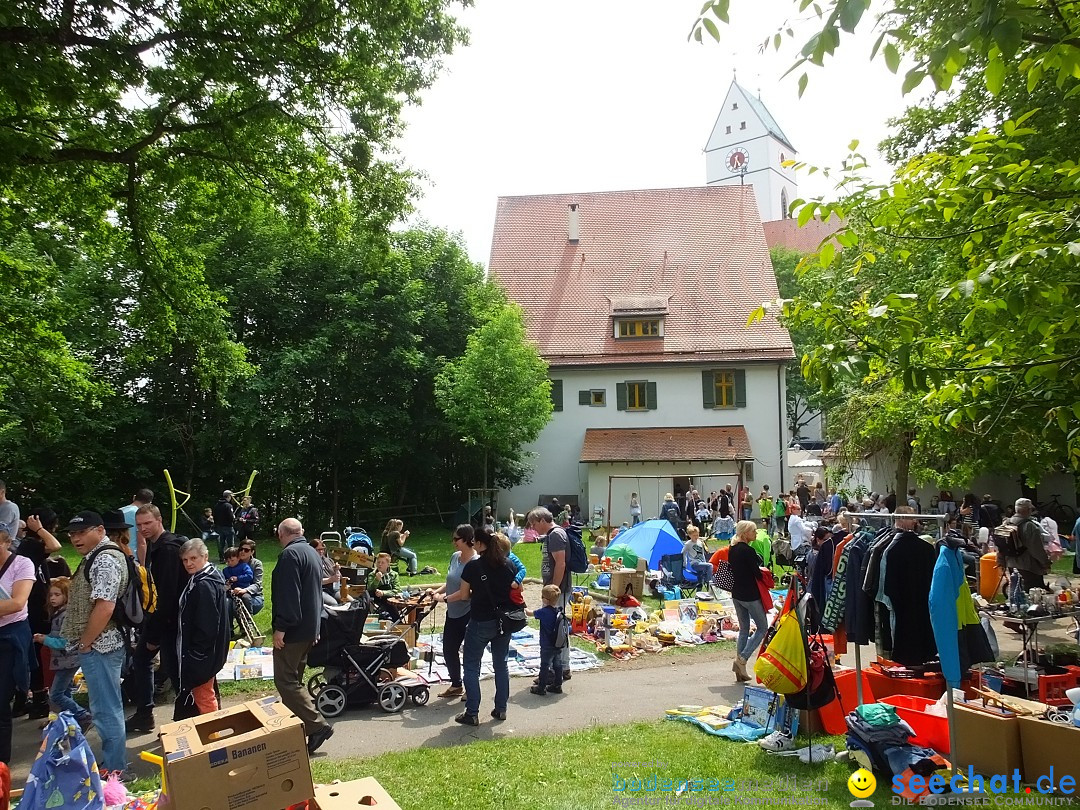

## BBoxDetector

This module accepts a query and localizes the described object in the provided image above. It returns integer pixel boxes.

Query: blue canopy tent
[613,519,684,569]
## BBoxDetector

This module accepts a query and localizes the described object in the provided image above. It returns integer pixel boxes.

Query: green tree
[435,305,553,493]
[703,0,1080,480]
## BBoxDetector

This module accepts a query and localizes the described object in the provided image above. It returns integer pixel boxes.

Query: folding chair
[659,554,700,598]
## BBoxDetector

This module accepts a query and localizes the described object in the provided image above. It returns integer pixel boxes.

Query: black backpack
[83,545,147,629]
[564,524,589,574]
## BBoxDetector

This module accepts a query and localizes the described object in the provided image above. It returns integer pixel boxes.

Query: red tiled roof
[762,216,843,254]
[580,426,753,463]
[488,186,794,366]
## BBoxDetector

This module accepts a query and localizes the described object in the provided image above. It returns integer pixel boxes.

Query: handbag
[20,712,104,810]
[712,559,735,592]
[787,633,836,710]
[616,583,641,608]
[480,568,527,635]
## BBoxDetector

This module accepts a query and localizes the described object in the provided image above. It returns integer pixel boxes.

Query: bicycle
[1035,493,1078,531]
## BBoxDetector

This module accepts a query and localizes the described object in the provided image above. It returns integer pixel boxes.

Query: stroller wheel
[378,683,408,713]
[410,687,430,707]
[315,684,348,718]
[307,673,327,698]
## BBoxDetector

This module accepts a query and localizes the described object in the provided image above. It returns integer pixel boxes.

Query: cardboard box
[953,703,1023,781]
[1017,716,1080,784]
[159,696,314,810]
[609,569,645,599]
[314,777,401,810]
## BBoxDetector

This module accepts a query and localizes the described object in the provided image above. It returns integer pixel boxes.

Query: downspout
[777,364,785,492]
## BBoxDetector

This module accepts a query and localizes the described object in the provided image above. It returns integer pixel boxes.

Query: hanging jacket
[844,532,875,644]
[929,545,964,687]
[881,531,938,666]
[820,542,852,634]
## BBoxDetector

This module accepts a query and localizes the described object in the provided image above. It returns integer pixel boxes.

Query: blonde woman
[729,520,768,682]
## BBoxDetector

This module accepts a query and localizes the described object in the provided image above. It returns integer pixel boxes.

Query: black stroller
[307,602,431,717]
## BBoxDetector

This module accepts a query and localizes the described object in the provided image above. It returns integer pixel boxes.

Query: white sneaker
[758,730,795,751]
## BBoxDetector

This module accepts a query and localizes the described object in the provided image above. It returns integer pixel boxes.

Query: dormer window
[740,121,746,130]
[617,319,661,338]
[608,295,669,340]
[732,102,739,110]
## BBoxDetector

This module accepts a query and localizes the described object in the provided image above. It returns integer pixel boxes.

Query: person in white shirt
[787,503,812,551]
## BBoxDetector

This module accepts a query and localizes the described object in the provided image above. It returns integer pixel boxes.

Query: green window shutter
[578,390,591,406]
[551,379,563,412]
[734,369,747,408]
[616,382,627,411]
[701,370,715,408]
[647,381,658,410]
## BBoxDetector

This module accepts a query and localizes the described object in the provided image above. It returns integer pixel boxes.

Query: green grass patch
[310,721,857,809]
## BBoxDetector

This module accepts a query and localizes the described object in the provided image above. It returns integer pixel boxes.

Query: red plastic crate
[879,694,951,753]
[1038,665,1080,706]
[864,667,947,701]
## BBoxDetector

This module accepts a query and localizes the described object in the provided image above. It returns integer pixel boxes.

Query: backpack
[554,609,569,649]
[564,524,589,574]
[84,545,156,627]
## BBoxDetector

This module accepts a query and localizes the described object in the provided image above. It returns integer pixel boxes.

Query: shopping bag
[19,712,104,810]
[754,610,808,694]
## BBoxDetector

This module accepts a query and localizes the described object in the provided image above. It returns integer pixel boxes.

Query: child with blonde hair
[528,584,567,696]
[32,578,93,732]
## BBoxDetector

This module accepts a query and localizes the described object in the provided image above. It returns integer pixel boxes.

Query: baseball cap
[65,511,104,532]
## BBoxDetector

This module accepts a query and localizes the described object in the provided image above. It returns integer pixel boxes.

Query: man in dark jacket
[211,491,236,562]
[272,517,333,754]
[126,504,190,733]
[175,538,229,719]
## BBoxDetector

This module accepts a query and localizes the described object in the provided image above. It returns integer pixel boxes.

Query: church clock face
[726,147,749,173]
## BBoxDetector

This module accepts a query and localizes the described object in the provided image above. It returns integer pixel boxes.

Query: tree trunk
[895,431,915,502]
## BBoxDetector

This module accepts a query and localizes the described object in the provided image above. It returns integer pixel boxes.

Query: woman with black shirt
[453,528,516,726]
[729,519,768,682]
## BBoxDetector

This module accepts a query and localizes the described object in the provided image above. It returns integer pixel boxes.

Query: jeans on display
[462,619,511,718]
[80,647,127,772]
[733,597,769,661]
[396,546,418,575]
[441,612,470,688]
[49,667,91,721]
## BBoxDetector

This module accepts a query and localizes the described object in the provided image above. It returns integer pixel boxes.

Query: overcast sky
[396,0,911,265]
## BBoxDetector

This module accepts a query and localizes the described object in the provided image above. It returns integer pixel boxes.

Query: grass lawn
[310,722,857,810]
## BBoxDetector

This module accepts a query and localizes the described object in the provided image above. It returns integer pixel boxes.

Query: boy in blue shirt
[528,584,567,695]
[222,546,254,590]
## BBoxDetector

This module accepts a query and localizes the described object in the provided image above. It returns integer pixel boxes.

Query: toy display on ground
[415,627,602,681]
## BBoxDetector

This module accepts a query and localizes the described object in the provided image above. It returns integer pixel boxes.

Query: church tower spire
[704,80,798,222]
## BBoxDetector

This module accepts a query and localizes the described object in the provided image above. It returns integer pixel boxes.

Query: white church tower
[705,80,798,223]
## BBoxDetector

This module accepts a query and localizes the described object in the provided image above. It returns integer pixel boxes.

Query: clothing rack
[845,512,949,707]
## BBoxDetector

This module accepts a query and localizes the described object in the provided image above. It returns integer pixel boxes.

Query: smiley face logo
[848,768,877,799]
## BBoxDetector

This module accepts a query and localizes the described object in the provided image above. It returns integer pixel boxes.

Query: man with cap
[212,490,236,563]
[787,502,812,551]
[126,504,188,733]
[65,510,130,775]
[1001,498,1051,591]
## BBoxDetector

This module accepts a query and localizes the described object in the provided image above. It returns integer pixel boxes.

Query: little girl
[32,579,93,732]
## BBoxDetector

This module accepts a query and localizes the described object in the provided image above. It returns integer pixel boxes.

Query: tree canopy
[698,0,1080,485]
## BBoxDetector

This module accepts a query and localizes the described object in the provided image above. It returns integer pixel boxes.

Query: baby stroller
[308,601,432,717]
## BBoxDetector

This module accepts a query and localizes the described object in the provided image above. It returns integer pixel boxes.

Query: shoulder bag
[480,563,527,636]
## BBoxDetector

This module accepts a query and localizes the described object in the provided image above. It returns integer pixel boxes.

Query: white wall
[498,363,789,516]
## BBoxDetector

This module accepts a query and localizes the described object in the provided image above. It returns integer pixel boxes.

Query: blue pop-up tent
[613,519,684,569]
